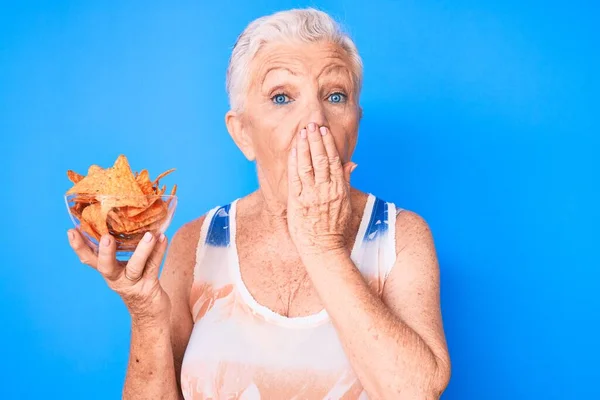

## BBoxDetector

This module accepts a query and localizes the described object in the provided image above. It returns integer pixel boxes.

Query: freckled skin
[222,41,368,317]
[75,40,450,400]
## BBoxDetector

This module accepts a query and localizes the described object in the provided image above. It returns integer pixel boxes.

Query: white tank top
[181,194,399,399]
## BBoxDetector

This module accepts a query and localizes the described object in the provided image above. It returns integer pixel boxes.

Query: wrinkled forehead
[248,41,356,90]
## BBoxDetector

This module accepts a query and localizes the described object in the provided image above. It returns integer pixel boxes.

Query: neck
[244,163,364,247]
[249,163,292,234]
[255,189,289,232]
[242,188,363,251]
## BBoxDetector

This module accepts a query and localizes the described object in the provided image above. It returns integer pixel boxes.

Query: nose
[303,98,328,128]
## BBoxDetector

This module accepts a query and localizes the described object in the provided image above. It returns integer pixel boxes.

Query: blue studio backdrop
[1,1,598,399]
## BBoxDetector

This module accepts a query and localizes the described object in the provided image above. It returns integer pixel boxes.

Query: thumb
[343,162,358,185]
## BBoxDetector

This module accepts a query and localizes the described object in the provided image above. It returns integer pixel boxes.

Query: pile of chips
[66,155,176,248]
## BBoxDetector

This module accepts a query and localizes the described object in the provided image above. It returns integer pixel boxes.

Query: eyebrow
[261,67,297,86]
[317,63,351,79]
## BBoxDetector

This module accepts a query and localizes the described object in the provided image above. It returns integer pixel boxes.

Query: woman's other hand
[287,122,357,258]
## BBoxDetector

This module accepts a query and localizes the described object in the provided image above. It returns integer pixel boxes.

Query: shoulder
[170,215,206,253]
[395,209,433,241]
[161,201,226,275]
[167,200,236,260]
[160,215,207,286]
[159,205,224,299]
[368,193,435,257]
[383,206,440,301]
[393,208,437,266]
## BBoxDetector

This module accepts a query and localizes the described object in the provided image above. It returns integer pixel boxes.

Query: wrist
[300,246,350,267]
[130,312,171,331]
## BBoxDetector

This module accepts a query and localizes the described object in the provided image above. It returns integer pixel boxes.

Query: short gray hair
[226,8,363,112]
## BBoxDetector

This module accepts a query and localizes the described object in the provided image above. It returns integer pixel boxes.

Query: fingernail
[319,126,327,136]
[300,129,307,139]
[308,123,317,132]
[350,163,358,173]
[159,233,166,243]
[291,147,297,157]
[143,232,153,243]
[101,236,111,247]
[67,230,74,241]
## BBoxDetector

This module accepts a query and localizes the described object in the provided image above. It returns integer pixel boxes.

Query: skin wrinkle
[78,14,448,397]
[241,42,359,207]
[223,40,363,319]
[140,38,450,400]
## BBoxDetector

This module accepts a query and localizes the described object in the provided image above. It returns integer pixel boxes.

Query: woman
[67,8,451,400]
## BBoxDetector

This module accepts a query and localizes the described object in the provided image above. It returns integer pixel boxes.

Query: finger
[144,233,169,278]
[97,235,121,281]
[307,123,330,184]
[288,137,302,197]
[297,127,315,186]
[125,232,158,282]
[320,126,344,181]
[68,229,98,268]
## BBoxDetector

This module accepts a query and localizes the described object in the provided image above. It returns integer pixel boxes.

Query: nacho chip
[122,196,164,218]
[79,219,101,241]
[69,202,87,220]
[67,170,84,184]
[88,165,103,175]
[130,200,167,224]
[65,168,108,196]
[106,210,125,232]
[68,156,147,207]
[82,203,109,236]
[135,170,154,195]
[125,217,166,235]
[66,155,177,252]
[110,205,167,234]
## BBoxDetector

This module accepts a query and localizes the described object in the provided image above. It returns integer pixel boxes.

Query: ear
[225,110,256,161]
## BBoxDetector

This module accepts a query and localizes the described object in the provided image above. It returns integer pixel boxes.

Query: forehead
[251,41,354,82]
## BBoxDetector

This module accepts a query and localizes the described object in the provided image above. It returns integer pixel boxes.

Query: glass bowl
[65,194,177,260]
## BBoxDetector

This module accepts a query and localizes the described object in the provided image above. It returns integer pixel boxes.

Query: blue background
[1,0,598,398]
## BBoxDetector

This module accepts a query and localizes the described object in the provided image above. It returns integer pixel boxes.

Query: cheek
[247,115,291,159]
[328,110,359,161]
[259,111,301,155]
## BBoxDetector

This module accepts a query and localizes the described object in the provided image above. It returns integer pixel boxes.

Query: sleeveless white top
[181,194,399,399]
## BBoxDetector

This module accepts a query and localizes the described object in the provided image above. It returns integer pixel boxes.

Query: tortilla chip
[106,210,125,232]
[65,168,108,196]
[110,204,167,234]
[125,218,165,235]
[67,170,84,184]
[69,202,87,220]
[66,155,176,251]
[130,200,167,223]
[79,219,101,241]
[122,197,164,218]
[68,156,146,207]
[135,170,154,195]
[82,202,109,236]
[88,165,103,175]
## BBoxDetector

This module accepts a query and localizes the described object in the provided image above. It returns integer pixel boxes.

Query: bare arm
[68,216,203,400]
[123,218,203,399]
[302,211,450,399]
[286,122,450,398]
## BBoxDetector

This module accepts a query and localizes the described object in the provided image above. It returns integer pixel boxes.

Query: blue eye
[328,92,347,104]
[272,94,291,105]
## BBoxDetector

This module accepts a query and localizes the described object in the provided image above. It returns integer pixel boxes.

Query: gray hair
[226,8,363,112]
